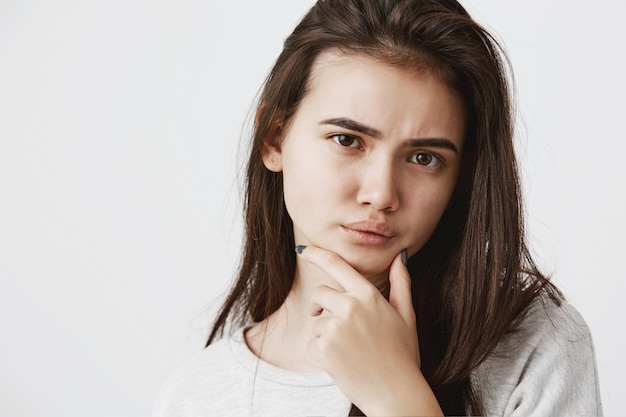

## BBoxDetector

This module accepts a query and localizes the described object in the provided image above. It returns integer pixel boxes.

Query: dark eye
[331,134,362,149]
[410,152,442,167]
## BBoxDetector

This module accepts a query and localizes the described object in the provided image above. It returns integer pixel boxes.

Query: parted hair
[207,0,561,415]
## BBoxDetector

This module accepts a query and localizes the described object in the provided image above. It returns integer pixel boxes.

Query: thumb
[388,249,415,324]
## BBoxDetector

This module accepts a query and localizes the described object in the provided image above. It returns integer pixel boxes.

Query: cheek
[282,163,364,251]
[402,178,458,251]
[281,147,349,223]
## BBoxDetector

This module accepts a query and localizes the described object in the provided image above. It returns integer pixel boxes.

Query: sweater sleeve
[474,302,603,417]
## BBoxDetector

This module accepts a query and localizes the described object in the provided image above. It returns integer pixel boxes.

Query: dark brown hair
[208,0,562,414]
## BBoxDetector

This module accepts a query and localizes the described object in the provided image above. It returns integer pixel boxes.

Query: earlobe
[262,143,283,172]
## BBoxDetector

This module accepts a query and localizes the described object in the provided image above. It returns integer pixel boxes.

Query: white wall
[0,1,622,415]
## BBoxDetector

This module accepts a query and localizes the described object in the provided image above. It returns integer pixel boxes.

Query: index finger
[295,245,373,292]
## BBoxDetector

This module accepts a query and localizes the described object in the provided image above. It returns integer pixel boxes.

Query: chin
[343,254,394,279]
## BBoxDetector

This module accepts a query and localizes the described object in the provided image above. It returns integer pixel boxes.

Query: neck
[245,259,389,372]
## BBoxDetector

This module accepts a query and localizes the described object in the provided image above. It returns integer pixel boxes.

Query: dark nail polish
[295,245,306,254]
[401,249,408,266]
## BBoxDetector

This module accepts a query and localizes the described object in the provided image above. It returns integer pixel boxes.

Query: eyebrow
[405,138,459,154]
[319,117,459,154]
[320,117,382,139]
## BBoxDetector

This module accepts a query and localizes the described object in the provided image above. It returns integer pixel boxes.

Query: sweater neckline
[228,326,336,388]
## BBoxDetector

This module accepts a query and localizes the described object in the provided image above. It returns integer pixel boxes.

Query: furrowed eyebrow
[405,138,459,154]
[319,117,382,139]
[320,117,459,154]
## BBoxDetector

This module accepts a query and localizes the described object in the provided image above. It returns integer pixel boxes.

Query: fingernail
[295,245,306,254]
[401,249,408,266]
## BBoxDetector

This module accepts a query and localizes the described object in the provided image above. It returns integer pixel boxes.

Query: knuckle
[343,297,359,315]
[362,285,379,303]
[326,318,341,336]
[311,285,324,298]
[342,298,365,323]
[322,251,341,267]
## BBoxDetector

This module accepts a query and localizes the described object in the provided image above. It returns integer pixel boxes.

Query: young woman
[154,0,602,415]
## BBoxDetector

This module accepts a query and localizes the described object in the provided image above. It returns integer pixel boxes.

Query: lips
[341,221,395,246]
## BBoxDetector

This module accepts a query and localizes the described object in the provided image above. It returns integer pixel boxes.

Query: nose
[356,157,400,212]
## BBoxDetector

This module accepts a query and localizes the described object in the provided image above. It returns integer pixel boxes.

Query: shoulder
[515,298,593,348]
[474,298,603,416]
[152,330,252,417]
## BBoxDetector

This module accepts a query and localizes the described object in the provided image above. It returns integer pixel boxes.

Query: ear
[262,142,283,172]
[256,101,285,172]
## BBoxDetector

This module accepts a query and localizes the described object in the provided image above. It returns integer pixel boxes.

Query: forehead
[310,49,427,80]
[307,49,452,92]
[295,51,467,145]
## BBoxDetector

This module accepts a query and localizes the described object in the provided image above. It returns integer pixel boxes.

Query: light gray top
[153,301,602,416]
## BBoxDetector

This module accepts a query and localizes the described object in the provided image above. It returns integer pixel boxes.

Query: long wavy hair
[207,0,562,414]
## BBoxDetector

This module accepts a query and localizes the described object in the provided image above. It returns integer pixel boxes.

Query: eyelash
[409,152,444,168]
[330,133,363,149]
[329,133,444,168]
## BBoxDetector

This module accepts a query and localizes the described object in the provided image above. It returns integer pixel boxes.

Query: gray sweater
[153,301,602,416]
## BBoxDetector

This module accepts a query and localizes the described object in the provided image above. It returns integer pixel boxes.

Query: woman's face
[263,52,467,278]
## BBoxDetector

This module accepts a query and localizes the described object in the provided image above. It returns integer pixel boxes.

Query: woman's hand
[297,245,443,416]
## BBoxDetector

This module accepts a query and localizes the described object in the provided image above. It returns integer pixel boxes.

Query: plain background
[0,0,623,415]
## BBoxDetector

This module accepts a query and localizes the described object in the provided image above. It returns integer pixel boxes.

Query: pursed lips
[341,220,396,245]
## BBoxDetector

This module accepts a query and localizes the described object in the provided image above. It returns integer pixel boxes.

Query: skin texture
[248,52,467,415]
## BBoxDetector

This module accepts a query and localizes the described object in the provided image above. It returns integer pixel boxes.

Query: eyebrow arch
[320,117,459,154]
[320,117,382,139]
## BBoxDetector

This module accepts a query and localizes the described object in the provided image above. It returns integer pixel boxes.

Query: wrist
[360,365,443,417]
